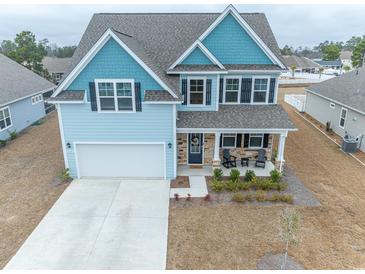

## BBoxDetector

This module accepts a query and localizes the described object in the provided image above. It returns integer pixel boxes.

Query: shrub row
[210,177,287,192]
[232,192,293,204]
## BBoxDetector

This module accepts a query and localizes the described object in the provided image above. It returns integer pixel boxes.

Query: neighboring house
[49,5,296,179]
[314,59,343,74]
[305,67,365,152]
[283,55,321,73]
[0,54,55,140]
[42,57,72,84]
[340,50,353,70]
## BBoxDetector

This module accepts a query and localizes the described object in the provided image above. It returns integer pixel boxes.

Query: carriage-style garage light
[66,142,71,149]
[168,142,172,149]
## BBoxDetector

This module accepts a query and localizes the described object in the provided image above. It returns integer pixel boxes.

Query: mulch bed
[170,176,190,188]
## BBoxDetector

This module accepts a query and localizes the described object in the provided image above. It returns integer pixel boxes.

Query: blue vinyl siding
[0,96,45,140]
[202,14,273,65]
[60,103,175,179]
[68,38,163,100]
[181,47,214,65]
[178,74,218,111]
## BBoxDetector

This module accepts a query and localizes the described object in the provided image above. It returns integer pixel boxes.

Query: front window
[96,80,134,112]
[224,78,240,103]
[249,133,264,148]
[0,107,12,131]
[188,79,205,105]
[253,78,268,103]
[222,133,237,148]
[31,94,43,104]
[339,108,347,128]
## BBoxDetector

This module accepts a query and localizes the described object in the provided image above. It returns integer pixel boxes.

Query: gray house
[305,67,365,152]
[42,57,71,84]
[0,54,55,140]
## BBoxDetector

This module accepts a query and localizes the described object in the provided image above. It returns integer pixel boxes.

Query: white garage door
[75,143,165,178]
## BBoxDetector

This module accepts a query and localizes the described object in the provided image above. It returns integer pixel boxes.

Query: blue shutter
[240,78,252,103]
[181,78,187,105]
[219,78,224,103]
[243,134,250,148]
[89,82,97,111]
[206,79,212,105]
[263,134,269,148]
[268,78,276,103]
[135,82,142,112]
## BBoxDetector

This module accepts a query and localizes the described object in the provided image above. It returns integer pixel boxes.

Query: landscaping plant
[255,190,267,202]
[211,178,224,192]
[0,140,6,148]
[279,208,301,269]
[238,181,251,191]
[244,170,256,182]
[213,168,223,181]
[225,179,239,192]
[58,168,71,182]
[245,193,254,202]
[270,169,282,183]
[232,192,245,203]
[229,169,240,182]
[8,130,17,140]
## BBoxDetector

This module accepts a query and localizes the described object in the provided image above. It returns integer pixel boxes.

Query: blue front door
[188,133,203,164]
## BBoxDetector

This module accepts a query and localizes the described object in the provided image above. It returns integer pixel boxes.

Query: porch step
[189,165,203,169]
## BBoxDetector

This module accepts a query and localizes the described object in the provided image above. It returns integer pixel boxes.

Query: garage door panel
[76,144,164,178]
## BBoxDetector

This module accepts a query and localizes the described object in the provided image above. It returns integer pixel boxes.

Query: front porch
[178,160,275,177]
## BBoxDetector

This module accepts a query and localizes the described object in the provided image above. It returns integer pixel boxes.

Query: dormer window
[188,77,205,105]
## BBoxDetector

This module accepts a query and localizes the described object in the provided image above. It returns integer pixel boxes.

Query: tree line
[281,35,365,67]
[0,31,76,78]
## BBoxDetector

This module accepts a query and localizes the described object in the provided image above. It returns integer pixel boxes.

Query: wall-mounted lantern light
[66,142,71,149]
[168,142,172,149]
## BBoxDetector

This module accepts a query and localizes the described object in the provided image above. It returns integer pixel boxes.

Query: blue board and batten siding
[202,14,273,65]
[0,96,45,140]
[63,37,175,178]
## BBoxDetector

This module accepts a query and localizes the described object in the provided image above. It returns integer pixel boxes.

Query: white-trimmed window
[188,78,205,105]
[249,133,264,148]
[252,78,269,103]
[95,79,135,112]
[0,107,12,131]
[329,102,335,109]
[31,94,43,104]
[222,133,237,148]
[224,78,240,103]
[339,107,347,128]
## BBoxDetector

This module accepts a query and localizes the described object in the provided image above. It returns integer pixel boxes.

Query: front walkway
[178,160,275,177]
[5,179,170,270]
[170,176,208,198]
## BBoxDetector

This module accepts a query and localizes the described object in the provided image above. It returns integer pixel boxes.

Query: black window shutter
[135,82,142,112]
[219,78,224,103]
[89,82,97,111]
[240,78,252,103]
[219,134,222,148]
[243,134,250,148]
[268,78,276,103]
[181,79,187,105]
[206,79,212,105]
[263,134,269,148]
[236,134,242,147]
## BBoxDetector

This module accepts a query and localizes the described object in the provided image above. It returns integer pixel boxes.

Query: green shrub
[232,192,245,203]
[8,130,17,140]
[272,149,278,161]
[225,179,239,192]
[0,140,6,147]
[59,168,71,182]
[256,179,276,190]
[229,169,240,182]
[32,119,43,126]
[238,181,251,191]
[255,190,267,202]
[270,169,282,183]
[245,193,254,202]
[270,193,294,204]
[213,168,223,181]
[245,170,256,182]
[277,182,288,192]
[211,178,224,192]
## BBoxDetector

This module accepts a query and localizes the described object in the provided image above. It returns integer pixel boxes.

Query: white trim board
[53,29,177,99]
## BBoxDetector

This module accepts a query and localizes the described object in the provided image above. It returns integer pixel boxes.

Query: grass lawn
[167,87,365,269]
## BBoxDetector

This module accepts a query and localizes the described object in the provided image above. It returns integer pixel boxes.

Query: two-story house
[49,5,296,180]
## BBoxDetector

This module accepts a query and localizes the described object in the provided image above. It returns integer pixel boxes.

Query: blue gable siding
[0,96,45,140]
[202,14,273,65]
[177,74,218,111]
[181,47,214,65]
[68,38,163,99]
[60,103,175,179]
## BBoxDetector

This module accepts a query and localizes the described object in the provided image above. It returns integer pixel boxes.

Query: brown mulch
[167,87,365,269]
[170,176,190,188]
[0,112,68,269]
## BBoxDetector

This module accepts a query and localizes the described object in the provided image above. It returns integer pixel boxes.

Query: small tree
[318,67,324,79]
[279,208,301,270]
[343,65,351,73]
[290,65,296,78]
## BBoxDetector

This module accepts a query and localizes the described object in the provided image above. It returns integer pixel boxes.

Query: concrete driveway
[5,179,170,270]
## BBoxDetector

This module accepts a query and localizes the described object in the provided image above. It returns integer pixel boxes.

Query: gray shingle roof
[167,64,225,72]
[224,64,284,71]
[63,11,284,99]
[283,55,321,69]
[48,90,85,102]
[177,104,296,129]
[315,60,342,67]
[0,54,55,106]
[42,57,72,73]
[307,67,365,113]
[144,90,180,102]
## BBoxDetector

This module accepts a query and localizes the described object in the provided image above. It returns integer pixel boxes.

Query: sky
[0,4,365,48]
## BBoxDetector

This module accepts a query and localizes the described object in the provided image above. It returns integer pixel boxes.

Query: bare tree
[279,208,301,269]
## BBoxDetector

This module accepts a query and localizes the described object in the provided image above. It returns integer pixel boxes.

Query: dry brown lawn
[167,87,365,269]
[0,112,68,268]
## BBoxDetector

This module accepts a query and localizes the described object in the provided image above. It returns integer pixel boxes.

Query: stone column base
[212,159,221,168]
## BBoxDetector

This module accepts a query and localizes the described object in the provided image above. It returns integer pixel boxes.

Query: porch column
[277,132,287,172]
[213,132,221,168]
